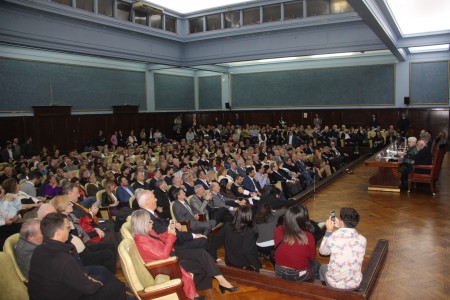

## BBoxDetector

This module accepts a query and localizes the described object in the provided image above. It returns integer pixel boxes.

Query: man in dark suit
[227,160,239,178]
[195,170,210,190]
[231,174,252,199]
[242,167,262,196]
[131,171,150,190]
[136,189,208,250]
[172,188,214,236]
[153,179,171,219]
[411,139,432,173]
[148,168,163,190]
[209,182,242,223]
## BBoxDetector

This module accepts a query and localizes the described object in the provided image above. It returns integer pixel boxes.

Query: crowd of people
[0,114,447,299]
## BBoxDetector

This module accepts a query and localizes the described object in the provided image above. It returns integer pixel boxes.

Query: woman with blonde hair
[51,195,117,273]
[132,210,238,300]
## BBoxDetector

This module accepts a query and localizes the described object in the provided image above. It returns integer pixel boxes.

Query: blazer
[172,200,196,223]
[242,176,261,193]
[153,188,171,219]
[189,194,209,214]
[183,182,195,197]
[195,178,210,190]
[116,185,135,203]
[132,181,150,191]
[211,192,237,210]
[28,239,102,300]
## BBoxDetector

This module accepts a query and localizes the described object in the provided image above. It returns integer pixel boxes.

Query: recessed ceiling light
[310,52,356,58]
[408,44,449,53]
[144,0,258,14]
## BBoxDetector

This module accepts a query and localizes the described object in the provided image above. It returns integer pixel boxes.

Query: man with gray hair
[137,190,208,250]
[15,218,43,279]
[37,203,57,220]
[399,136,419,190]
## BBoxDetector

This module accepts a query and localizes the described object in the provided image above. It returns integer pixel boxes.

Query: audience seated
[172,188,214,236]
[210,205,262,271]
[254,203,287,260]
[15,218,42,279]
[131,209,238,300]
[28,212,127,300]
[273,204,320,282]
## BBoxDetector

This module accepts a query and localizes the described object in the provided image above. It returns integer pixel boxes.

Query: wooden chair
[0,252,28,300]
[118,238,185,300]
[408,148,445,195]
[3,233,27,284]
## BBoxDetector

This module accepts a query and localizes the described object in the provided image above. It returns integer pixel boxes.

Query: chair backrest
[3,233,27,283]
[120,221,134,241]
[129,195,136,209]
[169,201,177,222]
[96,189,106,203]
[0,252,28,300]
[118,239,155,295]
[187,195,193,205]
[431,148,445,180]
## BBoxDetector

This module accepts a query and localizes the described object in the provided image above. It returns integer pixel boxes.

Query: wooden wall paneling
[342,109,369,128]
[251,111,273,126]
[282,110,301,127]
[1,108,449,153]
[0,117,24,145]
[407,109,429,132]
[428,109,449,136]
[331,110,343,127]
[318,110,333,128]
[377,109,399,129]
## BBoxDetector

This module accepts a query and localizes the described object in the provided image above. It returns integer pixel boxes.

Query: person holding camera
[319,207,366,290]
[131,210,238,300]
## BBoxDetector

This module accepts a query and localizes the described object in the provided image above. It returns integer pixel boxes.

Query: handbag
[78,216,102,243]
[269,240,283,265]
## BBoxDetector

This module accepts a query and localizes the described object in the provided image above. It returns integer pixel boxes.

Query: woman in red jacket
[274,204,320,282]
[131,210,238,300]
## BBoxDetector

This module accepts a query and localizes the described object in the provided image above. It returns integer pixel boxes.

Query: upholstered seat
[118,238,185,300]
[3,233,27,283]
[0,252,28,300]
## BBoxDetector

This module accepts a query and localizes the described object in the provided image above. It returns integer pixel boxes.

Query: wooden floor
[118,154,450,300]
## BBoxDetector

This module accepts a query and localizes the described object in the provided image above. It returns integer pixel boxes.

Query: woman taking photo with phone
[131,210,238,300]
[273,204,320,282]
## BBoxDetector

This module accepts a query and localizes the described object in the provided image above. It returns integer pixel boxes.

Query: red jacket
[134,231,196,300]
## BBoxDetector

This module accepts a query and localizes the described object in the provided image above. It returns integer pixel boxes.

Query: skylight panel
[384,0,450,36]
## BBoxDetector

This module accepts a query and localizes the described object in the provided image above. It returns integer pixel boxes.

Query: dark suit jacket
[230,183,247,198]
[132,181,150,190]
[153,188,171,219]
[183,182,195,197]
[195,178,210,190]
[242,176,261,193]
[413,147,432,174]
[227,168,239,179]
